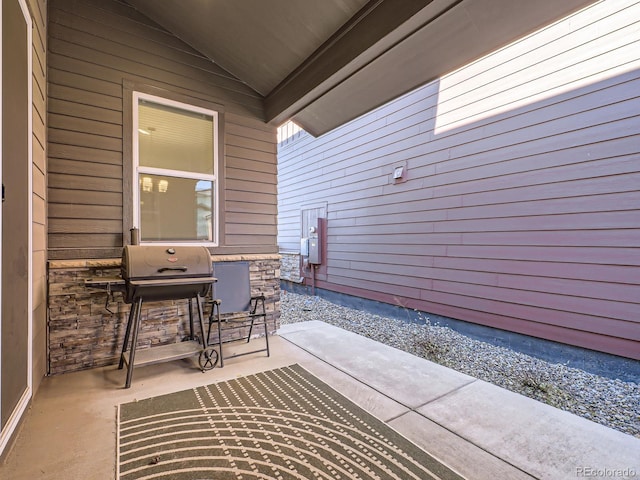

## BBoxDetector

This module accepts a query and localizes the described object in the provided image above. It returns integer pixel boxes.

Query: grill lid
[121,245,213,281]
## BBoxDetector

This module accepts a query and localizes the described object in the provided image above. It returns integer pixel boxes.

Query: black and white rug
[118,364,464,479]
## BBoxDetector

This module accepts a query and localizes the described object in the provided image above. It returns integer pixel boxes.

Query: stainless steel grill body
[121,245,213,303]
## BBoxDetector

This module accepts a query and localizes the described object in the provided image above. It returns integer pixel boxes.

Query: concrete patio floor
[1,320,638,479]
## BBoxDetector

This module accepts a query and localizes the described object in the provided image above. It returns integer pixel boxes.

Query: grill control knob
[166,248,176,255]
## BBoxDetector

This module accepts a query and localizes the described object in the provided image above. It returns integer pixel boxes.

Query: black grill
[118,245,217,388]
[120,245,213,303]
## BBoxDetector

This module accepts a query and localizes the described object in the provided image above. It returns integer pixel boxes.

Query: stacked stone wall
[48,255,280,374]
[279,252,302,283]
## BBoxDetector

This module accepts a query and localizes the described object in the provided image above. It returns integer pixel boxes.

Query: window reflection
[140,174,213,241]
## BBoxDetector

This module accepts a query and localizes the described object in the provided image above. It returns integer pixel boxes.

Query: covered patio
[2,322,637,479]
[2,0,638,474]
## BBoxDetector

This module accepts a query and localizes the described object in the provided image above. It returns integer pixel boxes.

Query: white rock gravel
[279,291,640,438]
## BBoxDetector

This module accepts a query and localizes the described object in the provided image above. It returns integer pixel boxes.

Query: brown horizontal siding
[223,115,278,251]
[226,156,277,175]
[48,67,122,97]
[226,133,277,155]
[48,128,122,153]
[48,0,277,259]
[225,190,276,206]
[226,202,278,216]
[49,218,122,234]
[49,98,122,126]
[224,234,278,246]
[48,113,121,139]
[48,234,122,249]
[48,172,122,192]
[278,1,640,359]
[48,188,122,206]
[225,212,277,226]
[224,178,277,196]
[48,204,121,220]
[226,123,275,143]
[48,143,121,165]
[48,158,122,179]
[48,82,122,111]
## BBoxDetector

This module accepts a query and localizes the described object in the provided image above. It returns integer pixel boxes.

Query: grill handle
[157,266,188,273]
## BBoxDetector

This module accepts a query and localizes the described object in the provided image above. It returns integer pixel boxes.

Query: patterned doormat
[118,364,464,479]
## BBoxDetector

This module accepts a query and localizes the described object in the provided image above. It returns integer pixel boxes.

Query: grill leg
[263,314,270,358]
[124,298,143,389]
[188,298,195,341]
[119,302,137,370]
[216,304,224,368]
[195,293,207,348]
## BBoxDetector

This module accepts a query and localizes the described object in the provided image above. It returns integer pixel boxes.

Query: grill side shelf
[84,277,126,314]
[84,277,126,289]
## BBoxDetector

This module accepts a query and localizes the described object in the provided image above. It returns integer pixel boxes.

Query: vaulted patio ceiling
[126,0,598,136]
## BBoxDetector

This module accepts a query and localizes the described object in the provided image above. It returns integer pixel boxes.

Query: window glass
[138,100,214,175]
[139,174,213,241]
[135,94,217,243]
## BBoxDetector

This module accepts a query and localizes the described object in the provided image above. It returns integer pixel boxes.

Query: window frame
[131,91,220,246]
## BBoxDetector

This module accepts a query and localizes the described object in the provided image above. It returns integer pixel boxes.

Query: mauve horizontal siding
[277,0,640,359]
[48,0,276,259]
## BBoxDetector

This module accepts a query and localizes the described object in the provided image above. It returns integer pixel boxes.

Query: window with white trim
[133,92,218,244]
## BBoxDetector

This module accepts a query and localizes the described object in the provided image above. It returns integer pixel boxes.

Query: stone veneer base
[47,254,281,375]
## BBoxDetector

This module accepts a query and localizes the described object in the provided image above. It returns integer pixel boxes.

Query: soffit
[125,0,598,136]
[125,0,370,96]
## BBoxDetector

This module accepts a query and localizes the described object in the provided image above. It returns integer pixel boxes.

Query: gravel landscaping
[279,290,640,438]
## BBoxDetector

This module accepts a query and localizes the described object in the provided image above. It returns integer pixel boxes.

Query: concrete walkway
[1,320,638,479]
[279,321,640,480]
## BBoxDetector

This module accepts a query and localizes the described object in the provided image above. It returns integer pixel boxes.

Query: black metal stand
[118,293,216,388]
[207,294,270,368]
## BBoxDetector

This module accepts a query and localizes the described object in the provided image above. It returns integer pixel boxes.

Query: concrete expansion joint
[415,378,479,410]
